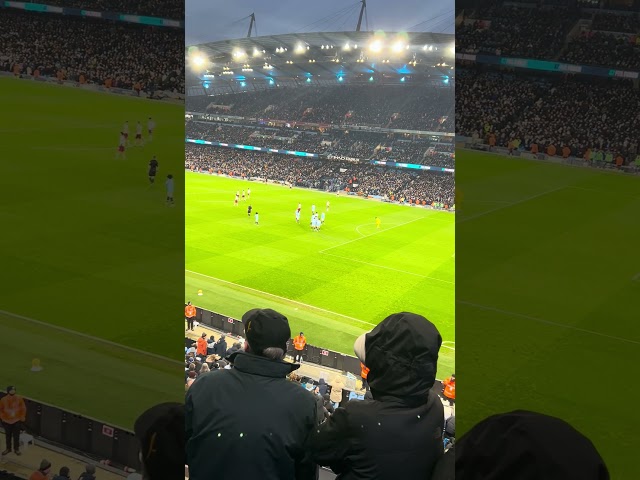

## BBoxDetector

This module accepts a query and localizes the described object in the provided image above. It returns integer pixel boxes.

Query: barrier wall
[192,307,363,378]
[0,393,140,471]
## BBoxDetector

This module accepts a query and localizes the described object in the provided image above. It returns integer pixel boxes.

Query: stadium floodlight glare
[306,78,311,82]
[343,42,351,51]
[240,81,246,87]
[295,43,306,53]
[253,48,262,57]
[368,76,374,81]
[392,41,404,52]
[400,76,405,82]
[232,49,247,59]
[190,52,207,70]
[369,40,382,52]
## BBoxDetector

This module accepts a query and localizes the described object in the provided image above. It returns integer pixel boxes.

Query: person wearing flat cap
[1,385,27,456]
[29,459,52,480]
[186,308,320,480]
[307,312,445,480]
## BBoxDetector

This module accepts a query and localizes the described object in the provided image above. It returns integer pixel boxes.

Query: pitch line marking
[185,270,378,327]
[0,309,182,364]
[457,187,566,223]
[319,217,425,254]
[320,252,454,285]
[458,301,640,346]
[355,223,397,237]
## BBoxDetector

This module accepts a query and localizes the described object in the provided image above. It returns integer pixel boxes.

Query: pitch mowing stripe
[185,270,378,327]
[0,309,181,364]
[320,251,454,284]
[457,301,640,346]
[457,187,566,223]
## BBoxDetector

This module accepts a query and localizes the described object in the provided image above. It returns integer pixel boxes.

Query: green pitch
[185,171,455,376]
[0,78,185,428]
[457,150,640,478]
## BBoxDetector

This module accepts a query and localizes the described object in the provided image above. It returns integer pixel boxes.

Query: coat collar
[229,351,300,378]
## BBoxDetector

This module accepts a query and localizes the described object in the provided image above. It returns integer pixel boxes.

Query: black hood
[456,411,609,480]
[365,312,441,405]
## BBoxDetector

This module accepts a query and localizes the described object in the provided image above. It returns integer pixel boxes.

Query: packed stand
[456,6,578,59]
[187,121,455,167]
[0,10,184,93]
[456,69,640,162]
[30,0,184,19]
[186,144,454,205]
[561,30,640,70]
[590,12,640,34]
[186,85,453,131]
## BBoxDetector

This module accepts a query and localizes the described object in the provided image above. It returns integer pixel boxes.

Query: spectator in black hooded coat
[449,410,609,480]
[307,312,444,480]
[213,335,227,357]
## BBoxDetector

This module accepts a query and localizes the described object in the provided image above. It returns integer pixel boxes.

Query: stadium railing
[191,306,363,378]
[458,138,640,175]
[0,393,139,474]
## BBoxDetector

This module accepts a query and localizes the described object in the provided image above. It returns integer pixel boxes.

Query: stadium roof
[186,31,454,94]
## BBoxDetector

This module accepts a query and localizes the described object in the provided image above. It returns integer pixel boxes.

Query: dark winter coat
[454,411,609,479]
[307,312,444,480]
[186,351,320,480]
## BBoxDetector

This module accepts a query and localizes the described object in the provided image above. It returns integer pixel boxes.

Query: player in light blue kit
[165,174,174,206]
[295,210,300,224]
[255,212,259,225]
[320,212,325,224]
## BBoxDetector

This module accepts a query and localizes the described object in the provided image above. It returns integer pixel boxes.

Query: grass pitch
[0,78,185,428]
[185,171,455,376]
[457,150,640,478]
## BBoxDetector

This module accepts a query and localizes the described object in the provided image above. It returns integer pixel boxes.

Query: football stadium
[185,33,455,363]
[0,1,184,479]
[184,4,456,477]
[456,0,639,477]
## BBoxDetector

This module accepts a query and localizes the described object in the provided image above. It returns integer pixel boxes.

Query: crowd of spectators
[456,6,578,59]
[187,121,455,167]
[457,3,640,72]
[456,68,640,161]
[185,144,455,205]
[591,12,640,34]
[0,9,183,93]
[186,85,453,131]
[30,0,183,19]
[561,31,640,70]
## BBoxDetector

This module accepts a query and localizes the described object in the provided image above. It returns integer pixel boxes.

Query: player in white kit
[295,210,300,224]
[165,174,174,206]
[311,204,316,214]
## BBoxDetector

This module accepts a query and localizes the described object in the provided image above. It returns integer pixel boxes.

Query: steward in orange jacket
[185,302,197,331]
[196,332,208,357]
[442,375,455,405]
[293,332,306,362]
[1,386,27,455]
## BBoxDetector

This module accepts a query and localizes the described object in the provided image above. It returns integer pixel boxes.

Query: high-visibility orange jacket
[293,335,307,351]
[197,337,208,356]
[185,305,196,318]
[442,377,455,400]
[0,394,26,424]
[360,363,370,379]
